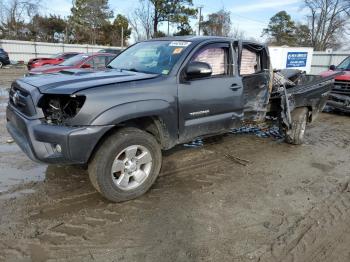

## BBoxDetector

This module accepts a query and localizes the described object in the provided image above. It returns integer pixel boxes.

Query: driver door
[178,42,244,143]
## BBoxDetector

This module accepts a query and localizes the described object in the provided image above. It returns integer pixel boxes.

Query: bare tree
[136,0,153,39]
[0,0,41,39]
[127,14,144,41]
[229,26,245,39]
[128,0,153,41]
[304,0,350,50]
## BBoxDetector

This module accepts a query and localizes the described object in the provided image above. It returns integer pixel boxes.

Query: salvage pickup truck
[6,36,337,202]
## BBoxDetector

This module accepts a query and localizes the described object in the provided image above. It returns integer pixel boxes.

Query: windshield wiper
[106,65,114,69]
[111,67,156,74]
[120,68,157,74]
[119,68,139,72]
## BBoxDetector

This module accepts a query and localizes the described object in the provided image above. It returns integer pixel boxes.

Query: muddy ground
[0,68,349,262]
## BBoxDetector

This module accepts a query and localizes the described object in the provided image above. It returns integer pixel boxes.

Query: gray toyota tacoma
[6,36,337,202]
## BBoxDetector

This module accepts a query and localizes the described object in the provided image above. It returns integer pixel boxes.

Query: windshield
[60,54,89,66]
[337,57,350,70]
[108,40,191,74]
[50,53,63,58]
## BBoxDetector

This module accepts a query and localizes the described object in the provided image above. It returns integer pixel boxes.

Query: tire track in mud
[31,156,227,219]
[258,181,350,262]
[18,149,241,254]
[160,157,219,177]
[306,124,350,150]
[18,153,244,255]
[38,151,239,210]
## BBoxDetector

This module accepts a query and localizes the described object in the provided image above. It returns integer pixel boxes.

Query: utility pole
[198,6,203,36]
[65,25,68,44]
[121,26,124,48]
[167,18,170,36]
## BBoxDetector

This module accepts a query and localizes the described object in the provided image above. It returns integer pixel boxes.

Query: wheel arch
[293,106,312,122]
[87,115,176,165]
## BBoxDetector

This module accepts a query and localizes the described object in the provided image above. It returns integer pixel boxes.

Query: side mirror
[329,65,336,70]
[81,64,91,69]
[185,61,212,80]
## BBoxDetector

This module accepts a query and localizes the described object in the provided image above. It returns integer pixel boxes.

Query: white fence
[0,39,122,63]
[311,51,350,74]
[1,39,349,75]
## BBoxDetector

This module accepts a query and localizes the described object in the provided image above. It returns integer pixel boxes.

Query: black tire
[285,107,309,145]
[0,60,3,68]
[88,127,162,202]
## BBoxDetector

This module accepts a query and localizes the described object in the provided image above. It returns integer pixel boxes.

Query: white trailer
[268,46,314,74]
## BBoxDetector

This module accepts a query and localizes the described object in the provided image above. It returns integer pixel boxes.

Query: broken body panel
[270,70,340,130]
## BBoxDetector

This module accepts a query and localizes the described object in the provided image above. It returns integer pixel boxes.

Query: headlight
[38,94,86,125]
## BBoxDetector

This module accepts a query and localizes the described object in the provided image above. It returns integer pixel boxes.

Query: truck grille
[333,80,350,95]
[9,84,37,116]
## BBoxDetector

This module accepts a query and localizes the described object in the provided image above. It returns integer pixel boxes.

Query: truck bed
[269,71,341,126]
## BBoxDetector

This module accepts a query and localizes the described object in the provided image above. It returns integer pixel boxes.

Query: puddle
[0,87,9,98]
[0,165,46,195]
[0,189,36,200]
[0,143,21,153]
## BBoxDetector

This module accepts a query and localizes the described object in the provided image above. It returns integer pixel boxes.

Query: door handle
[230,83,242,91]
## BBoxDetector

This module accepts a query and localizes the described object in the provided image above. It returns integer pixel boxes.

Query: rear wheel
[88,127,162,202]
[285,107,309,145]
[0,61,3,68]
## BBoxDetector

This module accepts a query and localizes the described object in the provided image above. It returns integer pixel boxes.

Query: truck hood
[320,70,349,81]
[20,69,159,94]
[29,65,75,74]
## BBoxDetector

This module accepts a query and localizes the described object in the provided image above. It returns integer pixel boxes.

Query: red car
[27,52,81,70]
[320,56,350,112]
[28,53,117,75]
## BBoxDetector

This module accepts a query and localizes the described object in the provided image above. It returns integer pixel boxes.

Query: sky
[42,0,307,43]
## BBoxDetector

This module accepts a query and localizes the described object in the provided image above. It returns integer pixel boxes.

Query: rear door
[178,41,244,143]
[239,42,271,121]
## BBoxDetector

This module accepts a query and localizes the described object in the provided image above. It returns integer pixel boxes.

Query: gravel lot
[0,68,350,262]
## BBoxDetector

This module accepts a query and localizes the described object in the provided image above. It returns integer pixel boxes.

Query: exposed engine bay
[39,95,85,125]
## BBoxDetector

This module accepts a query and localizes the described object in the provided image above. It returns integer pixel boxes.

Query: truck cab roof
[147,36,264,46]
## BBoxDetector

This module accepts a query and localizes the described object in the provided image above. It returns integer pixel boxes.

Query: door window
[106,55,115,64]
[337,56,350,70]
[240,48,261,75]
[93,56,108,69]
[82,58,94,68]
[192,44,229,77]
[62,53,78,60]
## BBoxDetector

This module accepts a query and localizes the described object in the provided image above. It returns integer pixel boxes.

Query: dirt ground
[0,68,350,262]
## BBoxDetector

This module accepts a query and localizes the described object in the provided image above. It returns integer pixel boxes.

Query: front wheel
[88,127,162,202]
[285,107,309,145]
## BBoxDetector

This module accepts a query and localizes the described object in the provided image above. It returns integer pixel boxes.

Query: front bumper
[6,105,112,164]
[0,57,10,65]
[327,93,350,112]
